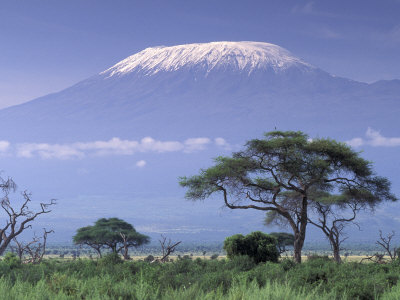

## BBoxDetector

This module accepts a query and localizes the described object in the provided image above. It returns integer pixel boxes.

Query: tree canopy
[269,232,294,254]
[73,218,149,258]
[180,131,396,263]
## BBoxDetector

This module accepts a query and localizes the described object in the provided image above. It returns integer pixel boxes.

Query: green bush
[281,258,296,271]
[99,252,123,266]
[225,255,256,272]
[2,253,21,269]
[210,253,219,260]
[223,231,279,263]
[144,255,155,262]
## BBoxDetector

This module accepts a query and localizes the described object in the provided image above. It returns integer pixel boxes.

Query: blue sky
[1,0,400,108]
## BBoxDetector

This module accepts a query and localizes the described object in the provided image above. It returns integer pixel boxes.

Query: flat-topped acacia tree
[73,218,150,259]
[179,131,396,263]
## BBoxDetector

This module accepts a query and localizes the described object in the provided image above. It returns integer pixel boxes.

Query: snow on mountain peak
[101,41,314,77]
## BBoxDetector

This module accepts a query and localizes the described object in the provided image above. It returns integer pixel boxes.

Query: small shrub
[210,254,219,260]
[226,255,256,272]
[99,253,123,266]
[224,231,280,263]
[306,254,331,261]
[281,258,296,271]
[144,255,154,262]
[2,253,21,269]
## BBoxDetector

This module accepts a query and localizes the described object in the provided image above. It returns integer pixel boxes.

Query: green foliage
[144,255,155,262]
[99,253,123,266]
[1,256,400,299]
[269,232,294,253]
[180,130,397,263]
[180,130,396,206]
[73,217,150,255]
[223,231,279,263]
[280,258,296,271]
[210,253,219,260]
[2,252,21,269]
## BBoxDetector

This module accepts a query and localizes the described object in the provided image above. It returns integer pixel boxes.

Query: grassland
[1,253,400,299]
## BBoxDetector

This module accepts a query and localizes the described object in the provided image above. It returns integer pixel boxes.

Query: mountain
[1,41,398,142]
[0,41,399,243]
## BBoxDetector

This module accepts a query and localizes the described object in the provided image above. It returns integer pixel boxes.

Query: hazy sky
[1,0,400,108]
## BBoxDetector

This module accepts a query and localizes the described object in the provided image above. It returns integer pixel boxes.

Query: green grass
[0,276,347,300]
[0,254,400,299]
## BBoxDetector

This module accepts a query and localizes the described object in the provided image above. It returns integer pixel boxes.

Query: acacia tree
[0,177,56,256]
[269,232,295,254]
[73,218,150,259]
[73,225,104,258]
[180,131,396,263]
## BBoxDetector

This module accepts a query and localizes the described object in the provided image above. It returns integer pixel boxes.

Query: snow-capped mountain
[0,41,398,242]
[0,41,394,142]
[101,41,314,77]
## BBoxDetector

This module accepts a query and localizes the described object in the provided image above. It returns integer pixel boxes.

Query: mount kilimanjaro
[0,41,399,242]
[0,41,398,142]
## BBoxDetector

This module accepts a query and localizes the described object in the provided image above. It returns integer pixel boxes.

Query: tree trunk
[96,248,102,258]
[122,247,130,260]
[293,196,308,263]
[331,243,342,263]
[0,238,12,256]
[293,231,306,263]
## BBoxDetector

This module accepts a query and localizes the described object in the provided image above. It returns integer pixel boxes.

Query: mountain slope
[0,41,397,143]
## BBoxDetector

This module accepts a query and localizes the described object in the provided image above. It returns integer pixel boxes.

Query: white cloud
[17,143,84,159]
[15,136,219,159]
[140,137,184,153]
[0,141,10,153]
[214,137,231,150]
[346,128,400,148]
[136,160,146,168]
[183,137,211,153]
[291,1,315,14]
[346,137,364,148]
[366,128,400,146]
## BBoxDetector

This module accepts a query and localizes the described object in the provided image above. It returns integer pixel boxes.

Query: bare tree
[360,253,386,264]
[10,236,40,260]
[158,235,181,263]
[376,230,398,261]
[24,229,54,264]
[308,201,361,263]
[0,179,56,256]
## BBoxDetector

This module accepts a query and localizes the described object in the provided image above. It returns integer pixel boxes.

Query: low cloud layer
[346,128,400,148]
[0,136,230,159]
[2,129,397,159]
